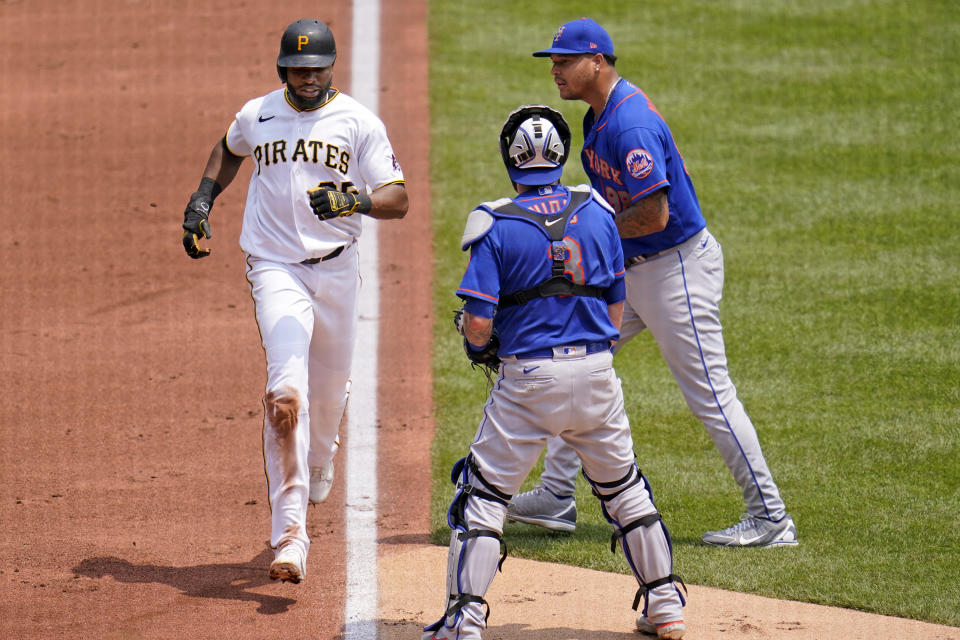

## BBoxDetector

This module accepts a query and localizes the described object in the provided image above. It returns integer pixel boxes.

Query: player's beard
[286,77,333,110]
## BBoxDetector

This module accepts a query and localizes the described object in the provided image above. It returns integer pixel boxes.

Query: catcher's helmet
[499,105,571,186]
[277,19,337,81]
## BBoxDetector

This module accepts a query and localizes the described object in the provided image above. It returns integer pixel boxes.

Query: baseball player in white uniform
[181,18,408,584]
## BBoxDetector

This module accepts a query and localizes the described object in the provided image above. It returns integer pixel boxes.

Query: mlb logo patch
[552,344,586,359]
[626,148,653,179]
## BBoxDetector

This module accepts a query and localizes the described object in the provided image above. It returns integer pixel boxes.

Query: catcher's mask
[277,19,337,82]
[499,105,571,186]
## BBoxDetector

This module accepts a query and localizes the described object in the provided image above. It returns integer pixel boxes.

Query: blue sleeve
[456,233,501,308]
[604,276,625,305]
[615,126,669,202]
[602,211,625,304]
[463,297,495,319]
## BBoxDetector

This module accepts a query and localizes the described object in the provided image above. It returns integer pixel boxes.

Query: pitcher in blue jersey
[509,17,797,577]
[422,106,687,640]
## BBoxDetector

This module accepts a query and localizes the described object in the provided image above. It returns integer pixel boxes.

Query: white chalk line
[345,0,382,638]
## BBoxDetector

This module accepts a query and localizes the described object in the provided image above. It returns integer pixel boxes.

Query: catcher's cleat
[505,485,576,532]
[701,513,798,548]
[636,616,686,639]
[269,544,305,583]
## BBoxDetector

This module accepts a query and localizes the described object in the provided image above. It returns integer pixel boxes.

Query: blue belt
[513,341,610,360]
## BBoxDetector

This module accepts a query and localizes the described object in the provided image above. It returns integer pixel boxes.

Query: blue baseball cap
[532,18,614,57]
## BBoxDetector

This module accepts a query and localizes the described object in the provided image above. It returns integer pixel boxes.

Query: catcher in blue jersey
[421,106,687,640]
[508,19,796,596]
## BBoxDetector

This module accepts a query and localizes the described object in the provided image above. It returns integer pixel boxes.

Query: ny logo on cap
[553,24,565,43]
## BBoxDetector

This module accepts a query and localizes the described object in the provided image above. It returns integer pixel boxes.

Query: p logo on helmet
[276,19,337,82]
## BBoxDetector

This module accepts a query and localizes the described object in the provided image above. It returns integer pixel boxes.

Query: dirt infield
[1,2,359,638]
[1,2,958,639]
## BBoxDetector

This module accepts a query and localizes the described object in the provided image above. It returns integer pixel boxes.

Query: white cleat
[269,544,305,583]
[636,615,686,639]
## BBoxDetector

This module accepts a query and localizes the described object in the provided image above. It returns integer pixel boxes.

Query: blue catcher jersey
[582,79,706,257]
[456,184,625,356]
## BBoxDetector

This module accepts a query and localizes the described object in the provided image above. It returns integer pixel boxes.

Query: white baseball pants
[245,242,359,554]
[430,350,684,639]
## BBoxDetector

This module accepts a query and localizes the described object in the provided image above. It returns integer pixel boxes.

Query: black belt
[513,341,610,360]
[301,245,345,264]
[624,247,675,269]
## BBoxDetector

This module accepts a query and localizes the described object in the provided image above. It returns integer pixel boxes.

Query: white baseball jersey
[225,87,404,263]
[224,86,403,564]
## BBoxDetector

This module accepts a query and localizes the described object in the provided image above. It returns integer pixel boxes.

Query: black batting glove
[182,178,220,259]
[308,187,372,220]
[182,196,212,258]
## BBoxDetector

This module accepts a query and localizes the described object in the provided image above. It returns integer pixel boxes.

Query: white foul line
[345,0,381,638]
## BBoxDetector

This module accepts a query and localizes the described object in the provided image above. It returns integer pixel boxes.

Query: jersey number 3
[554,238,585,285]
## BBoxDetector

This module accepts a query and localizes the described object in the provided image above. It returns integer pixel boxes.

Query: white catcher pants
[540,229,787,520]
[435,350,683,638]
[245,242,359,554]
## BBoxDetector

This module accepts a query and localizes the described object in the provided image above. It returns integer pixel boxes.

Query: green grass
[428,0,960,627]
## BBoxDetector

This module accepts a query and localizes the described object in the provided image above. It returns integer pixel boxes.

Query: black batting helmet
[277,19,337,82]
[499,105,571,186]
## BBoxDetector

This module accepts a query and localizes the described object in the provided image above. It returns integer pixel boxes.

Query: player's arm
[182,137,246,259]
[454,223,500,368]
[308,182,408,221]
[607,301,624,333]
[615,188,669,239]
[363,183,408,220]
[201,137,245,190]
[602,230,626,336]
[462,311,493,348]
[455,305,499,374]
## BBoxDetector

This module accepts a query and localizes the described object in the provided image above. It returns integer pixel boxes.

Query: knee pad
[447,454,512,531]
[446,455,509,575]
[584,463,644,524]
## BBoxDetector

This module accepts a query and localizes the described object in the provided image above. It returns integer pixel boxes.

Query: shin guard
[586,464,686,625]
[423,455,510,640]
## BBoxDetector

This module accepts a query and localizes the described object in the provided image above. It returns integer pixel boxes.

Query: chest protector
[491,189,605,309]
